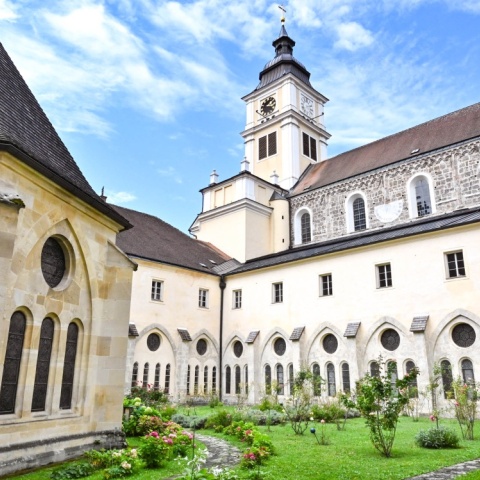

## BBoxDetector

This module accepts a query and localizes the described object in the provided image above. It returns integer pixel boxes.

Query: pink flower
[429,415,437,422]
[150,431,159,438]
[320,419,326,424]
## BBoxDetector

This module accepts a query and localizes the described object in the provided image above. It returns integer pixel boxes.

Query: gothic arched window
[235,366,241,394]
[312,363,321,396]
[204,366,208,394]
[60,322,79,410]
[265,364,272,394]
[225,366,231,394]
[0,311,27,414]
[142,362,149,389]
[342,363,351,393]
[406,361,418,397]
[154,363,161,391]
[301,213,311,243]
[164,364,171,394]
[276,364,284,395]
[327,363,336,396]
[441,360,453,399]
[32,317,54,412]
[131,362,138,388]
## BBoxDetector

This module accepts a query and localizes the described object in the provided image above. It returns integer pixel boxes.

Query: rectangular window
[198,288,209,308]
[445,251,466,278]
[272,282,283,303]
[151,280,163,301]
[319,274,333,296]
[376,263,392,288]
[302,132,317,161]
[233,289,242,309]
[259,132,277,160]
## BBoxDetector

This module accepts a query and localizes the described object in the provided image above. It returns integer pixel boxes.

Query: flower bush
[138,431,173,468]
[241,446,271,469]
[452,378,479,440]
[84,448,140,478]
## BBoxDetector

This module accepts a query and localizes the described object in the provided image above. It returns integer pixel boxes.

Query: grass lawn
[5,415,480,480]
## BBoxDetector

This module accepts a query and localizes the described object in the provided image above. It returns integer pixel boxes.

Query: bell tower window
[302,133,317,161]
[259,132,277,160]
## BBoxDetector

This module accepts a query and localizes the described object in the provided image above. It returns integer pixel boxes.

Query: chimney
[210,170,219,185]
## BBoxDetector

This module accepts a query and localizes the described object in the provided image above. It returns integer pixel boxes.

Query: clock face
[260,96,276,116]
[300,94,314,117]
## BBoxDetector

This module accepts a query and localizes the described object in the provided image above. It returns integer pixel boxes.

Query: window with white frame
[302,132,317,161]
[151,280,163,301]
[319,274,333,296]
[272,282,283,303]
[376,263,392,288]
[445,251,466,278]
[259,132,277,160]
[408,174,435,218]
[294,207,313,245]
[301,212,311,243]
[233,289,242,309]
[346,193,368,233]
[198,288,209,308]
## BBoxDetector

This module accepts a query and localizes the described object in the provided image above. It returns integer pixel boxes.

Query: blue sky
[1,0,479,233]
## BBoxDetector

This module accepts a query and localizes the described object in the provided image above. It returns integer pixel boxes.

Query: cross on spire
[278,4,286,23]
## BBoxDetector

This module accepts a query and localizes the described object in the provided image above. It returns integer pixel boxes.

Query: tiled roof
[128,324,139,337]
[344,322,361,338]
[289,327,305,341]
[113,205,231,273]
[246,331,260,344]
[228,207,480,275]
[291,102,480,195]
[177,328,192,341]
[410,316,429,332]
[0,43,130,229]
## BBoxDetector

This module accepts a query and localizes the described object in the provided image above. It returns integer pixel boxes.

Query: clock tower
[190,21,330,262]
[241,23,331,189]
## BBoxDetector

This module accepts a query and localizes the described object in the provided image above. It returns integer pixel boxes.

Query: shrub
[204,409,235,429]
[241,409,285,426]
[50,462,94,479]
[415,427,460,449]
[138,431,172,468]
[137,415,164,435]
[171,413,207,429]
[241,446,271,469]
[311,400,346,424]
[126,387,169,406]
[84,449,140,478]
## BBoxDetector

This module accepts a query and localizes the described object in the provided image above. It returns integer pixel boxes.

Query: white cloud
[0,0,18,21]
[105,190,137,203]
[157,166,183,184]
[334,22,374,51]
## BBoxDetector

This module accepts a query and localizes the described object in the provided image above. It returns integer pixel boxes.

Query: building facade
[123,24,480,410]
[0,44,136,474]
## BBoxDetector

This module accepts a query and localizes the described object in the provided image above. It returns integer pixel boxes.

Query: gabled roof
[291,102,480,195]
[0,43,130,229]
[112,204,231,274]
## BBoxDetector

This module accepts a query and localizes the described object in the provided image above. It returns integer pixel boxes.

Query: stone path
[406,458,480,479]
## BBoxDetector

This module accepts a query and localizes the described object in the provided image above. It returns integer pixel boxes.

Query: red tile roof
[291,102,480,195]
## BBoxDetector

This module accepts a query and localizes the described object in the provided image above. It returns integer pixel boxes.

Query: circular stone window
[41,237,67,288]
[196,339,207,356]
[233,340,243,358]
[323,334,338,354]
[381,329,400,351]
[147,333,161,351]
[452,323,476,348]
[273,337,286,356]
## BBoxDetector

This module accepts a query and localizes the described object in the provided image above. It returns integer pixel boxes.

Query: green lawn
[5,416,480,480]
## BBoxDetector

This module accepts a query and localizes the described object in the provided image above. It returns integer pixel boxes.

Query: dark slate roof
[246,330,260,344]
[410,316,429,333]
[112,204,231,273]
[290,326,305,341]
[0,43,130,229]
[228,207,480,275]
[128,324,139,337]
[344,322,361,338]
[178,328,192,341]
[255,25,312,91]
[291,102,480,195]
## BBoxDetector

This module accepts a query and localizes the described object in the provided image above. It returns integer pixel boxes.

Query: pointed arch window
[462,359,475,385]
[406,361,418,397]
[0,311,27,414]
[244,366,249,395]
[32,317,55,412]
[142,363,149,389]
[327,363,336,396]
[265,364,272,394]
[342,363,351,393]
[225,366,231,394]
[370,361,380,378]
[194,365,199,394]
[301,213,311,243]
[164,364,171,394]
[186,365,191,395]
[60,322,79,410]
[441,360,453,399]
[204,366,209,394]
[154,363,161,391]
[212,366,217,394]
[387,361,398,392]
[312,363,321,396]
[277,364,284,395]
[235,366,241,394]
[131,362,139,388]
[289,364,294,395]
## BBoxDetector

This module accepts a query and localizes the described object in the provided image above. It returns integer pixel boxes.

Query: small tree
[283,366,323,435]
[342,357,419,457]
[452,377,478,440]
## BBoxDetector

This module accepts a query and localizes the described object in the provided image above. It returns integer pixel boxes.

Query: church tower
[241,21,331,189]
[190,19,330,262]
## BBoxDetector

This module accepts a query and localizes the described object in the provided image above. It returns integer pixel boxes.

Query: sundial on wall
[374,200,403,223]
